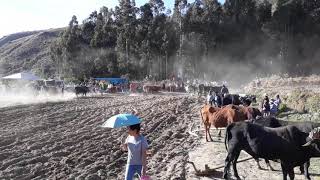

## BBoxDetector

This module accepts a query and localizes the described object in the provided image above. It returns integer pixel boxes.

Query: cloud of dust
[0,81,76,108]
[200,55,283,88]
[171,34,286,89]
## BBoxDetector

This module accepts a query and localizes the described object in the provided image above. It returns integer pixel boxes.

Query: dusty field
[0,93,319,180]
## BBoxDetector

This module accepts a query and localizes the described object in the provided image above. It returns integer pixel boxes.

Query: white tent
[1,72,41,81]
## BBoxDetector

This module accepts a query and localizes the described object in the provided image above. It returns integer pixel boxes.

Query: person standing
[270,99,278,116]
[61,82,64,96]
[221,85,229,96]
[207,90,214,106]
[214,93,222,107]
[261,94,270,117]
[121,124,148,180]
[274,94,281,107]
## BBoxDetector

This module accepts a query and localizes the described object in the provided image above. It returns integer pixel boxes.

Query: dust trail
[0,92,76,108]
[0,81,76,108]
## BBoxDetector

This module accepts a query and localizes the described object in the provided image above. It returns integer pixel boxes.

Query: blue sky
[0,0,225,38]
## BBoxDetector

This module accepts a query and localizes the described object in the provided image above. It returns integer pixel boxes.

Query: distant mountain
[0,28,63,77]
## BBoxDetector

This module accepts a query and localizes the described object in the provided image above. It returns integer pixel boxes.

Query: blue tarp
[94,78,128,85]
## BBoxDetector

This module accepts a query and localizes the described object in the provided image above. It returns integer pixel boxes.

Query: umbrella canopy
[2,72,41,81]
[102,114,141,128]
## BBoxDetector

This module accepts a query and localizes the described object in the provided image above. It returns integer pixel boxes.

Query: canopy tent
[94,78,128,85]
[1,72,41,81]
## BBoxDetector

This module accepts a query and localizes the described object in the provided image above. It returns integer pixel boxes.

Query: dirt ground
[0,93,319,180]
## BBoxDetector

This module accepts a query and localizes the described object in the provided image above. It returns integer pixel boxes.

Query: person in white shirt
[274,94,281,107]
[121,124,148,180]
[207,90,214,106]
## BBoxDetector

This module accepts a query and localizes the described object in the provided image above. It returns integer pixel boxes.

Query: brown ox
[225,105,262,120]
[200,105,256,141]
[143,85,161,93]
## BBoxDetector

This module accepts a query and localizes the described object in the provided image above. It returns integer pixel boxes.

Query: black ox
[75,86,90,97]
[252,117,320,179]
[223,121,320,180]
[214,94,256,107]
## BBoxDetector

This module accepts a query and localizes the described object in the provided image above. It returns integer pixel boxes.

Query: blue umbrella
[102,114,141,128]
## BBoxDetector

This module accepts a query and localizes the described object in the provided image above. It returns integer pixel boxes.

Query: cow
[200,105,256,141]
[252,117,320,134]
[240,94,257,104]
[252,117,320,178]
[200,105,221,141]
[220,94,255,106]
[226,105,262,120]
[223,121,320,180]
[75,86,89,97]
[143,85,162,93]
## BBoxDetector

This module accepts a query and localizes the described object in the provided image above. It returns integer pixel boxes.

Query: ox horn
[302,140,314,147]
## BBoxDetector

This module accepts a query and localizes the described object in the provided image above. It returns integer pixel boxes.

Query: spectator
[274,94,281,107]
[221,85,229,95]
[120,124,148,180]
[270,99,278,116]
[214,93,222,107]
[108,83,113,89]
[261,94,270,117]
[207,90,214,106]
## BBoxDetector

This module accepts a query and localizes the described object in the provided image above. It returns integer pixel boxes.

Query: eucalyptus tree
[115,0,138,75]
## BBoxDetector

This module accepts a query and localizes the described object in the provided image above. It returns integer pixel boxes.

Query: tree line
[50,0,320,82]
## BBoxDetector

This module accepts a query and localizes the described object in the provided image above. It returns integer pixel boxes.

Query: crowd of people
[206,85,282,117]
[261,94,282,117]
[206,85,229,107]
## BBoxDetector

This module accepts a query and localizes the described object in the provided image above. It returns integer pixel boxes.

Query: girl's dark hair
[128,123,141,132]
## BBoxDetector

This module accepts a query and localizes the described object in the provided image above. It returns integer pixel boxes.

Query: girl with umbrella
[102,114,149,180]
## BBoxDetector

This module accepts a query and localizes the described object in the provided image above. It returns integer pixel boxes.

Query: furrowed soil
[0,93,319,180]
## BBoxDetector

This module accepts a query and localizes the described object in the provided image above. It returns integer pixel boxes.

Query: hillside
[1,0,320,80]
[0,28,62,77]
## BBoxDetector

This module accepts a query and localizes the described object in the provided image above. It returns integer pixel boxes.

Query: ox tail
[225,123,235,152]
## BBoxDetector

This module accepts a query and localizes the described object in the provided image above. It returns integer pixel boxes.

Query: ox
[143,85,161,93]
[223,121,320,180]
[220,94,256,106]
[252,117,320,179]
[200,105,260,141]
[75,86,89,97]
[226,105,262,120]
